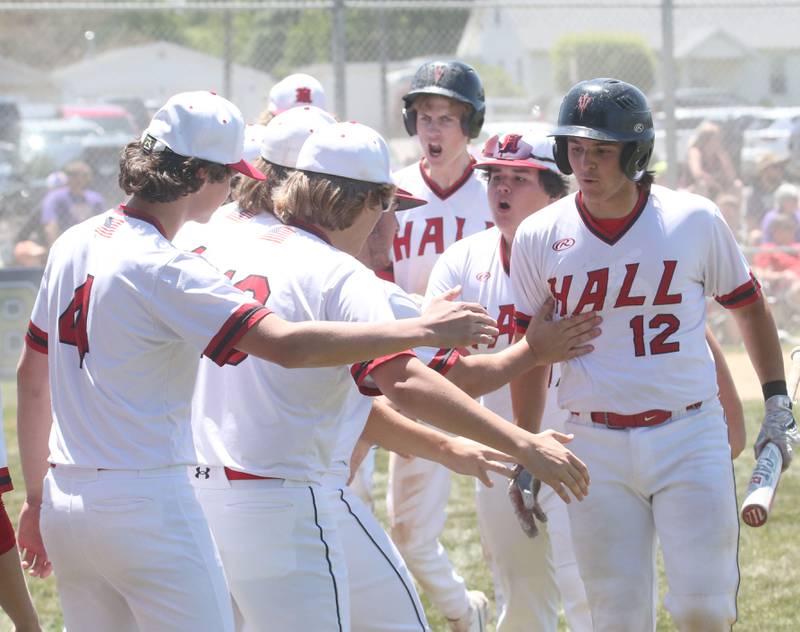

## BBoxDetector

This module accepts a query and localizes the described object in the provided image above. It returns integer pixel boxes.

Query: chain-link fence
[0,0,799,371]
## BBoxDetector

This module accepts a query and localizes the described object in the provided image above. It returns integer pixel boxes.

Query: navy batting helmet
[402,61,485,139]
[551,78,654,181]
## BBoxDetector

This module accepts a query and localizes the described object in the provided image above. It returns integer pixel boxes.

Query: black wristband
[762,380,788,401]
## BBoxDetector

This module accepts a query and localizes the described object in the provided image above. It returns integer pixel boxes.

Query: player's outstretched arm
[371,355,589,503]
[447,298,600,398]
[706,326,746,458]
[729,295,798,468]
[236,301,498,369]
[358,398,515,487]
[15,346,53,580]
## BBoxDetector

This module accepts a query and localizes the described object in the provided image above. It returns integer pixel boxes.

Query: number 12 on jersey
[629,313,680,357]
[58,275,95,367]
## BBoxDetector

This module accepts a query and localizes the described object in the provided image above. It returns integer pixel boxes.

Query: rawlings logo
[577,93,592,118]
[295,87,312,104]
[552,237,576,252]
[433,65,445,84]
[476,271,491,282]
[498,134,523,156]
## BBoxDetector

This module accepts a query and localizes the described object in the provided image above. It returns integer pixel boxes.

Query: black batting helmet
[551,78,654,181]
[402,61,485,139]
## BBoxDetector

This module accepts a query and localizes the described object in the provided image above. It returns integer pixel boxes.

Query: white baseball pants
[335,486,429,631]
[41,466,234,632]
[387,453,470,621]
[194,473,349,632]
[565,401,739,632]
[475,471,592,632]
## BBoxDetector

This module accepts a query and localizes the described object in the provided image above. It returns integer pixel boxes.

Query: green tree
[552,32,657,94]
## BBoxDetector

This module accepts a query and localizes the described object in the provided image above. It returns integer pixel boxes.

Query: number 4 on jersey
[58,275,95,367]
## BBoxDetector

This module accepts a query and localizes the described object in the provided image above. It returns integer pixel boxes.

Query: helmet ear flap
[620,142,654,180]
[463,108,484,139]
[554,137,573,175]
[402,108,417,137]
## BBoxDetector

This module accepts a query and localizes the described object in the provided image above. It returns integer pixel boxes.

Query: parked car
[19,118,105,176]
[740,107,800,178]
[60,103,138,137]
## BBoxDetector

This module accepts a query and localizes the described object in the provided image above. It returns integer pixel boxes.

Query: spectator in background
[716,193,749,244]
[686,121,741,199]
[40,161,105,246]
[746,152,789,231]
[753,214,800,303]
[760,183,800,243]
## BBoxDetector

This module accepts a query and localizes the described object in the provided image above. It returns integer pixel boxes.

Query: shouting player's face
[414,96,469,169]
[567,137,636,213]
[487,166,554,243]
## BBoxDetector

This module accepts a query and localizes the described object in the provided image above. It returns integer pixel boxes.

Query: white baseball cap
[242,124,269,162]
[261,105,337,168]
[475,132,562,174]
[141,91,265,180]
[296,121,392,185]
[268,73,327,115]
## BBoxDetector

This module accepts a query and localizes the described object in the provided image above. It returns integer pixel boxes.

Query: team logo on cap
[433,64,446,84]
[296,87,312,104]
[498,134,523,156]
[577,94,592,118]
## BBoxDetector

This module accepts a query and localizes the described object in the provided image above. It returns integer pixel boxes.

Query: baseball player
[426,130,592,632]
[186,121,592,632]
[509,78,798,631]
[387,59,495,631]
[0,389,41,632]
[14,92,498,632]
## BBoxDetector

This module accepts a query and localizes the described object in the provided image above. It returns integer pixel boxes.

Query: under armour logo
[577,93,592,118]
[295,87,312,103]
[194,467,211,480]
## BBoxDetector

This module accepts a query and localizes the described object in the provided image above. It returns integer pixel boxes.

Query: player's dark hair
[234,158,289,215]
[273,170,395,231]
[538,170,570,199]
[119,140,231,203]
[637,171,655,188]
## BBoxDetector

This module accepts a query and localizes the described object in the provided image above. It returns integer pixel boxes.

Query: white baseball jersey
[188,220,412,484]
[25,206,270,469]
[426,226,562,424]
[391,160,493,295]
[511,184,760,414]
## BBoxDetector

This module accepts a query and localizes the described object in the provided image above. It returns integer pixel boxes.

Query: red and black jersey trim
[419,157,477,201]
[204,303,271,367]
[119,205,169,238]
[428,348,460,375]
[575,186,650,246]
[350,350,416,397]
[0,468,12,494]
[514,310,532,334]
[25,321,48,354]
[715,272,762,309]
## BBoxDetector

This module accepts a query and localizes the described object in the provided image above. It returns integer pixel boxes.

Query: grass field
[0,353,798,631]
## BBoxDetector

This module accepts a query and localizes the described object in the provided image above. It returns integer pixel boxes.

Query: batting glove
[755,394,799,471]
[508,465,547,538]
